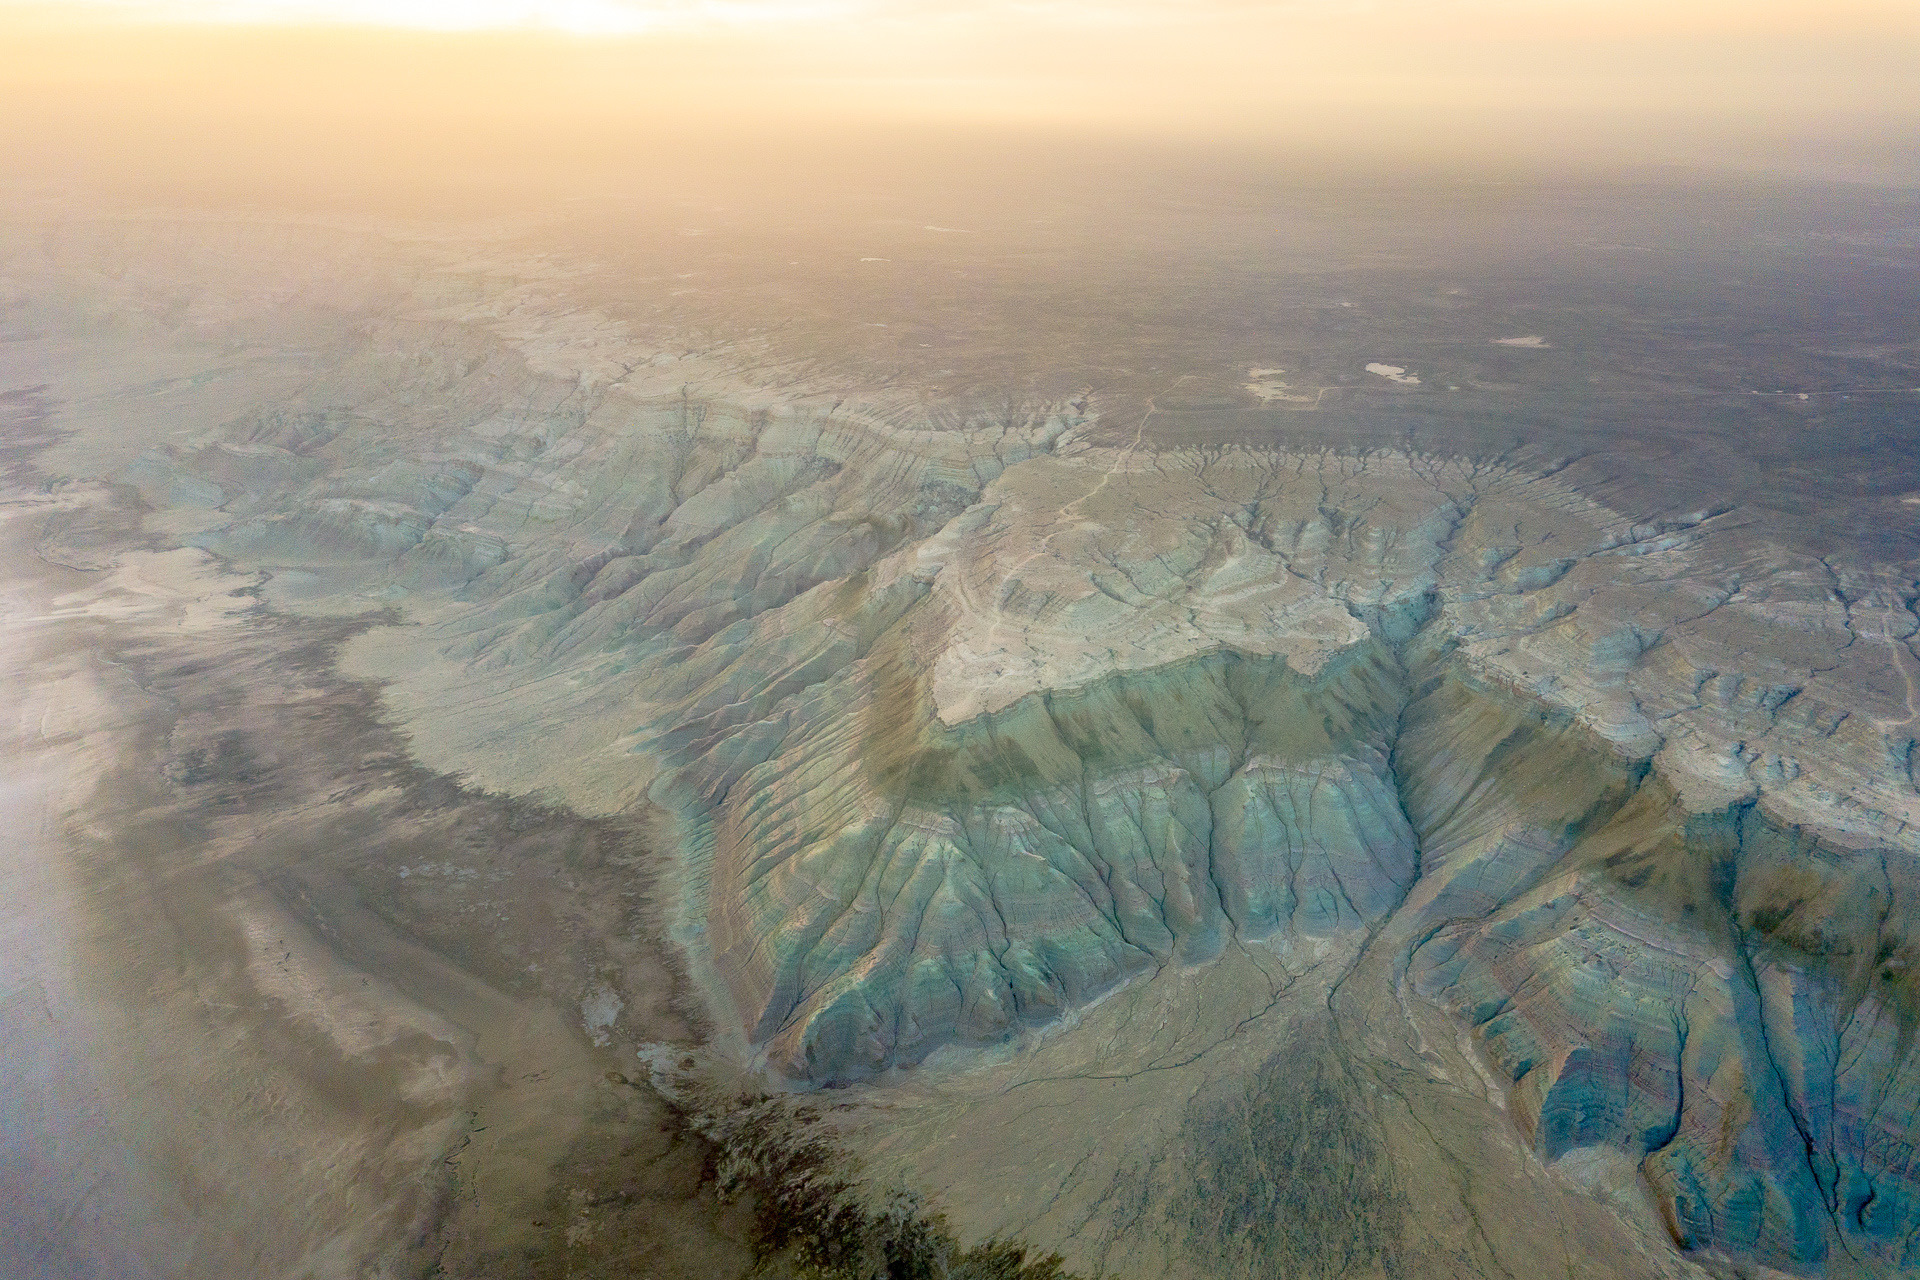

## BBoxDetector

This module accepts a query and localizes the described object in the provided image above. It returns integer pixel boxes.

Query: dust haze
[5,4,1920,1280]
[5,0,1919,200]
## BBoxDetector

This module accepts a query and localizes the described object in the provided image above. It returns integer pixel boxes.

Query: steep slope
[47,225,1920,1276]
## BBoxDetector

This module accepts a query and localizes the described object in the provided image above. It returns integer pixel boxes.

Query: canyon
[6,185,1919,1277]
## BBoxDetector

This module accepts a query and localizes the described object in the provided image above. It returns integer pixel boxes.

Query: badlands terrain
[4,168,1920,1278]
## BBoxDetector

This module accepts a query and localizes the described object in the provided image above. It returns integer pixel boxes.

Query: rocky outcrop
[92,264,1920,1274]
[1397,666,1920,1272]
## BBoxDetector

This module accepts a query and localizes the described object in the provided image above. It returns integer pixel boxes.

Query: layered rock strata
[99,284,1920,1273]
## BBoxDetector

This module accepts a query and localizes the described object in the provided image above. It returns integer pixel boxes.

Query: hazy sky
[3,0,1916,192]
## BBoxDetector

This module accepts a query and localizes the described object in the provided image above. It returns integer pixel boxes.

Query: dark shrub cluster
[703,1094,1073,1280]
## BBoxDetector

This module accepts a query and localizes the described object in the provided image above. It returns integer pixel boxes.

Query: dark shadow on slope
[1171,1020,1405,1278]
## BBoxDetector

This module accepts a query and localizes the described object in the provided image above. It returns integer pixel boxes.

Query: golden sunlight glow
[29,0,863,34]
[3,0,1915,186]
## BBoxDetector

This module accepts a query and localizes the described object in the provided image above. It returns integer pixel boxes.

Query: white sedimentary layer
[18,215,1919,1272]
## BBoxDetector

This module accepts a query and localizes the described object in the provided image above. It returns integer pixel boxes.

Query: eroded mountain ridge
[35,220,1920,1275]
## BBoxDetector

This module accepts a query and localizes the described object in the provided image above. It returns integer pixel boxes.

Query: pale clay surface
[8,211,1920,1278]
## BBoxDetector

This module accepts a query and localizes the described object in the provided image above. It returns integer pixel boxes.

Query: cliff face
[636,445,1917,1272]
[73,234,1920,1275]
[1395,672,1920,1272]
